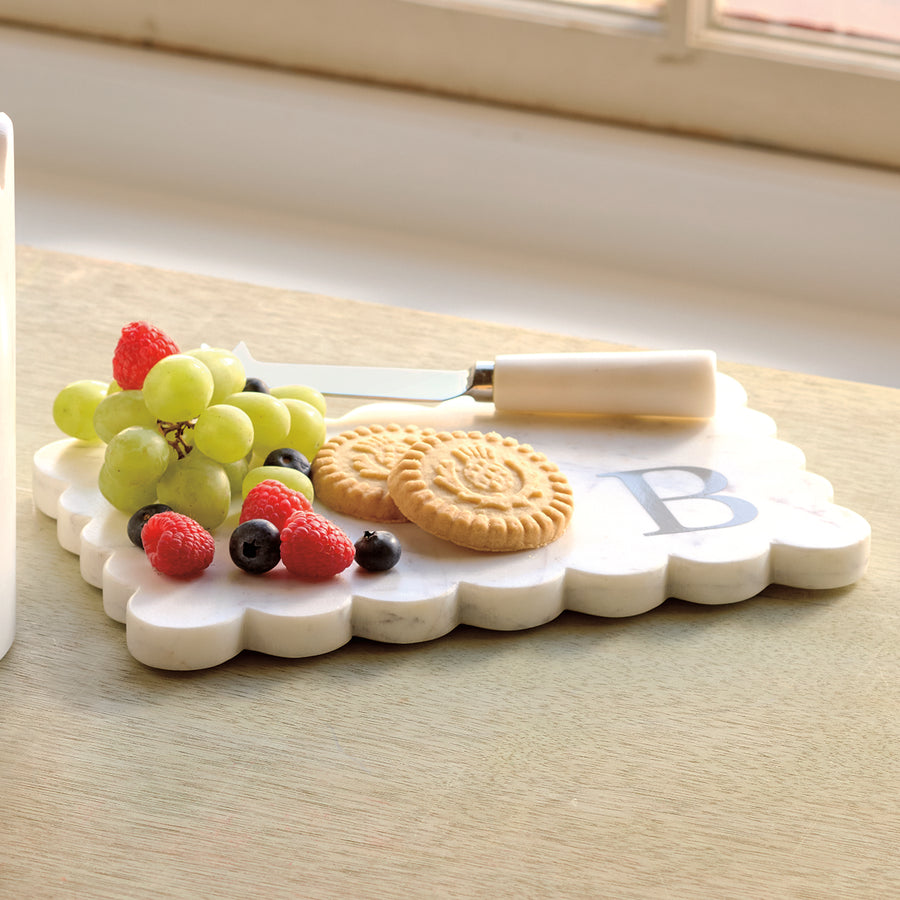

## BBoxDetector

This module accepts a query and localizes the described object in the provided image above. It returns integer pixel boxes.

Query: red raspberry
[240,479,313,532]
[280,509,355,579]
[112,321,180,390]
[141,511,215,578]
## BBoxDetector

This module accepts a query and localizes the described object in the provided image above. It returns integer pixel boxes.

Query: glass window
[716,0,900,44]
[3,0,899,167]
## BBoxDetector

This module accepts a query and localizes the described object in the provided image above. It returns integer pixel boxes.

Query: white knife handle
[490,350,718,418]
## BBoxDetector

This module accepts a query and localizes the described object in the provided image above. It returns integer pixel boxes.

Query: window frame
[1,0,898,169]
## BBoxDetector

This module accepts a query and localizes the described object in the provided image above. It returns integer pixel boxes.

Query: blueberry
[127,503,173,549]
[243,377,269,393]
[263,447,312,477]
[229,519,282,574]
[354,530,402,572]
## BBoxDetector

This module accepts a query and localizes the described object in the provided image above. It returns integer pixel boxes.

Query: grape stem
[158,420,194,459]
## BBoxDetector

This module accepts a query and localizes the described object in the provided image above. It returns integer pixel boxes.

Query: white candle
[0,113,14,658]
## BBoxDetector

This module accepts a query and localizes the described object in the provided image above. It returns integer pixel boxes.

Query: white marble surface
[32,372,870,671]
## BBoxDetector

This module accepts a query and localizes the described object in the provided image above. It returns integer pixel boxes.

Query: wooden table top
[4,246,899,899]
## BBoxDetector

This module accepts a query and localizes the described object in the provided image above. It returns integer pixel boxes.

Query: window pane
[537,0,663,13]
[716,0,900,44]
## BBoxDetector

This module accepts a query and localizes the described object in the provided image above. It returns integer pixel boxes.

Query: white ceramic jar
[0,113,15,659]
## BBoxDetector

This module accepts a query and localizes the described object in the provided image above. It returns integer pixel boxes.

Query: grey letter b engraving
[601,467,758,536]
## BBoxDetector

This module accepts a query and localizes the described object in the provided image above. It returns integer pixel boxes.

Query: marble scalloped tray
[33,372,870,670]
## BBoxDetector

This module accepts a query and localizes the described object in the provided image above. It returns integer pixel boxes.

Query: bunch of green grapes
[53,348,327,531]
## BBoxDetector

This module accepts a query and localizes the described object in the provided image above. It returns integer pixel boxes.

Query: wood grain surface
[3,246,898,899]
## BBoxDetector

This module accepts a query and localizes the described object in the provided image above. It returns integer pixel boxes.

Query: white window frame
[1,0,898,169]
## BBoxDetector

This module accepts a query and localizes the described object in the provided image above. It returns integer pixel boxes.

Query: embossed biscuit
[386,430,574,551]
[311,423,435,522]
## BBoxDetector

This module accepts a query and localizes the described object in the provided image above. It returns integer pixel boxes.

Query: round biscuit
[311,423,434,522]
[386,430,574,551]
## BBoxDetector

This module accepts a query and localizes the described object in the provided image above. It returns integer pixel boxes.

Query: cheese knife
[232,343,718,418]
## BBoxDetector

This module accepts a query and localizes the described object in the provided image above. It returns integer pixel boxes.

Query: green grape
[186,347,246,405]
[223,391,290,454]
[270,384,327,417]
[142,354,214,422]
[242,465,314,504]
[193,404,254,464]
[105,427,170,482]
[93,390,157,443]
[280,398,327,461]
[247,450,268,471]
[106,381,122,396]
[222,456,251,496]
[53,380,108,441]
[98,425,169,514]
[157,451,231,531]
[98,462,160,512]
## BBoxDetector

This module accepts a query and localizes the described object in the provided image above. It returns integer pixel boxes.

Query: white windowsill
[2,25,898,387]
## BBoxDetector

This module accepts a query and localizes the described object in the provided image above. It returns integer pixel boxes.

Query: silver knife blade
[233,342,490,402]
